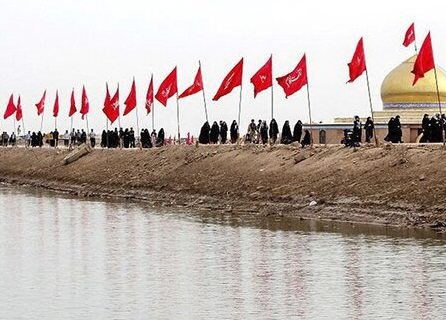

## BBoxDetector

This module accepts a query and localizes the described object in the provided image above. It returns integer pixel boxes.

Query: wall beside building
[308,124,422,144]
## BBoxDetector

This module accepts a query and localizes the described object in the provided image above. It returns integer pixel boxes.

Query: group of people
[198,119,312,147]
[99,127,166,148]
[420,113,446,143]
[1,132,17,146]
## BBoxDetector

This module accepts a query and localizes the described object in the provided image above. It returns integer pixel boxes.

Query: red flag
[251,55,272,97]
[69,89,77,117]
[412,32,435,85]
[403,23,416,47]
[213,58,243,101]
[347,38,367,83]
[123,78,137,115]
[80,86,89,119]
[155,67,178,106]
[16,96,23,121]
[103,85,120,124]
[179,66,203,99]
[276,54,308,98]
[53,90,59,118]
[145,76,154,114]
[3,94,16,120]
[35,90,46,116]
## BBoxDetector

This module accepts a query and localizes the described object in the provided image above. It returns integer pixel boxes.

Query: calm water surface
[0,186,445,320]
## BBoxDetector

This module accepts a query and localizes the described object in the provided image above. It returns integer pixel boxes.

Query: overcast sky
[0,0,444,136]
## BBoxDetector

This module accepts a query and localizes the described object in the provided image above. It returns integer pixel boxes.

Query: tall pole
[238,84,243,127]
[306,82,314,147]
[135,102,141,147]
[69,116,73,148]
[85,115,90,146]
[414,39,418,54]
[433,67,445,146]
[176,92,181,143]
[21,117,26,148]
[365,69,378,146]
[199,60,209,123]
[152,102,155,131]
[40,112,44,133]
[106,118,109,148]
[271,53,274,121]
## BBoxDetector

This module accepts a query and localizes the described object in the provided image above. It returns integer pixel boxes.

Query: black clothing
[220,122,228,144]
[199,122,211,144]
[293,121,303,143]
[281,121,293,144]
[230,121,238,144]
[352,120,362,143]
[210,122,220,144]
[260,123,269,144]
[269,119,279,143]
[301,130,311,148]
[364,119,374,143]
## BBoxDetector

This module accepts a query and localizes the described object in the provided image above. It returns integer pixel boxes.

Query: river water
[0,187,445,320]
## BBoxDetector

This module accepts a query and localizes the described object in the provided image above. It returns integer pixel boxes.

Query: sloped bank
[0,144,445,231]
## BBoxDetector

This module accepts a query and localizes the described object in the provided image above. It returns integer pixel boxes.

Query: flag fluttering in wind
[403,23,416,47]
[103,84,120,124]
[146,76,154,114]
[412,32,435,85]
[347,38,367,83]
[123,78,137,115]
[213,58,243,101]
[276,54,308,98]
[16,96,23,121]
[35,90,46,116]
[53,90,59,118]
[80,86,89,119]
[251,55,272,97]
[155,67,178,106]
[3,94,16,120]
[69,89,77,117]
[179,66,203,99]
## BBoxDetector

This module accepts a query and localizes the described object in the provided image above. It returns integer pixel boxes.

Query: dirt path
[0,144,445,231]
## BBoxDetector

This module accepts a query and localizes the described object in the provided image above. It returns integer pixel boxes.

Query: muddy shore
[0,144,445,231]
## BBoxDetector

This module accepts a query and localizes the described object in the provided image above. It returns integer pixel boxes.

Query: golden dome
[381,55,446,108]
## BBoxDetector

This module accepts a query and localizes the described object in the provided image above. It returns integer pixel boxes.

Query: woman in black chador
[199,121,210,144]
[280,120,293,144]
[364,116,374,143]
[156,128,165,147]
[230,120,238,144]
[260,121,269,144]
[293,120,303,143]
[301,129,311,148]
[269,118,279,144]
[210,121,220,144]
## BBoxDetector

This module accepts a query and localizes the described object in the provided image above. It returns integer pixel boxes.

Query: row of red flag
[3,23,436,123]
[347,23,433,85]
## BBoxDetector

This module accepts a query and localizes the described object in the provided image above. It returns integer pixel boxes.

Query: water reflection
[0,186,445,320]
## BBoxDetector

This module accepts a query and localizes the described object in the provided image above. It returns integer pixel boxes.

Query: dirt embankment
[0,144,445,230]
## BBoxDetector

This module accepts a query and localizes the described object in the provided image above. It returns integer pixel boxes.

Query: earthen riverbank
[0,144,445,231]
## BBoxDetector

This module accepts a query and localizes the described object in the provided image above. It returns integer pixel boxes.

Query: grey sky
[0,0,443,136]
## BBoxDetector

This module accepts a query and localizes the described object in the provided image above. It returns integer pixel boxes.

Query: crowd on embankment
[1,112,446,149]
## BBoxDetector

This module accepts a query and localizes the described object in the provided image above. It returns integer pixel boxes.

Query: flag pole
[199,60,209,123]
[152,102,155,131]
[176,92,181,143]
[238,84,243,127]
[365,69,378,146]
[433,66,445,146]
[306,81,314,147]
[106,118,109,148]
[271,53,274,121]
[21,117,26,148]
[69,116,73,149]
[40,111,44,133]
[85,115,90,146]
[135,104,141,148]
